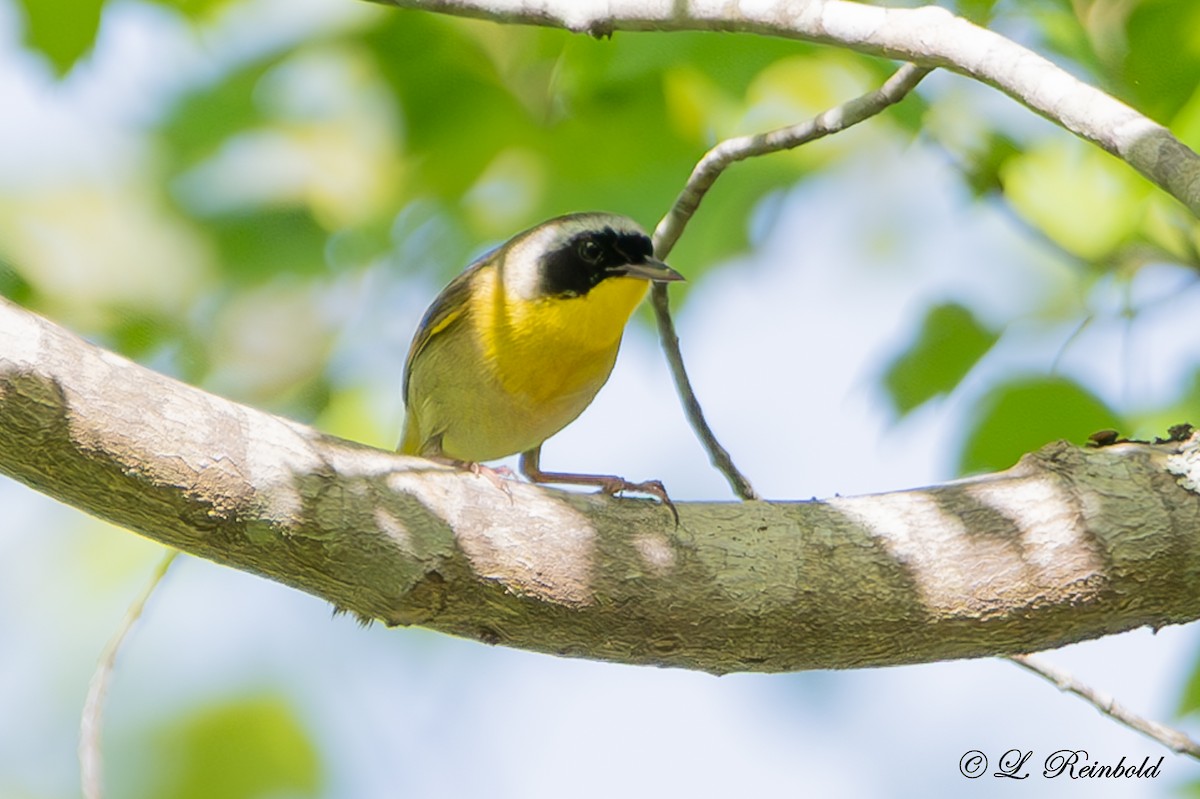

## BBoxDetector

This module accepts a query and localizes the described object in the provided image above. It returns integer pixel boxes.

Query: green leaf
[958,377,1121,475]
[107,311,179,359]
[159,59,277,173]
[956,0,999,24]
[0,256,34,305]
[359,15,838,275]
[143,696,322,799]
[1122,0,1200,122]
[173,331,211,385]
[882,303,998,416]
[205,207,329,282]
[540,63,700,230]
[1173,81,1200,153]
[1001,139,1150,260]
[363,13,533,201]
[17,0,104,76]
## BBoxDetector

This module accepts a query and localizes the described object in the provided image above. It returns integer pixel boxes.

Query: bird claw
[599,478,679,525]
[468,462,515,500]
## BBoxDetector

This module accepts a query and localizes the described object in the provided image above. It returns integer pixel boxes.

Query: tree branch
[5,296,1200,673]
[376,0,1200,218]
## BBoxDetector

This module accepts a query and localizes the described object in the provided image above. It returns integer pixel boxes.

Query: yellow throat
[477,271,650,405]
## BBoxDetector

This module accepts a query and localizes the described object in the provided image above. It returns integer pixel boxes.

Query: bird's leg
[519,446,678,523]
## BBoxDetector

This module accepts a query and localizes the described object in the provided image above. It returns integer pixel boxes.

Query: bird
[398,211,684,507]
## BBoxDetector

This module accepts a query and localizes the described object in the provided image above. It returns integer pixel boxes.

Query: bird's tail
[397,417,421,455]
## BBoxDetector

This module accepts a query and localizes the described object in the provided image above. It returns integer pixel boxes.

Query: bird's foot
[468,462,515,499]
[598,477,678,525]
[517,450,677,524]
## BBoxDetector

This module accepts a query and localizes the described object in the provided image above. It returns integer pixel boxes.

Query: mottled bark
[3,298,1200,673]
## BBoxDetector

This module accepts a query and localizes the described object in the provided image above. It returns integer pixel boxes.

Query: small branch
[1008,654,1200,760]
[647,63,931,501]
[647,281,760,499]
[80,550,179,799]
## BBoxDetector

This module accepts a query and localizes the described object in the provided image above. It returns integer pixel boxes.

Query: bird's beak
[616,258,685,283]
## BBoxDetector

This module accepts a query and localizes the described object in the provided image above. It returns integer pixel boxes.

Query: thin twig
[1050,315,1094,375]
[647,283,760,499]
[1008,654,1200,760]
[650,63,933,501]
[80,549,180,799]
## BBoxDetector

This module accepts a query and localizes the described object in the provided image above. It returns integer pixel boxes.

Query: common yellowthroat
[399,212,684,503]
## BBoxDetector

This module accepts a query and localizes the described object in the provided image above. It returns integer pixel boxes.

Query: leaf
[358,15,854,276]
[882,303,998,416]
[1121,0,1200,122]
[0,256,34,305]
[363,13,531,201]
[957,377,1121,475]
[159,59,278,173]
[205,207,329,282]
[1001,139,1150,260]
[107,311,179,359]
[16,0,105,76]
[325,223,394,272]
[956,0,999,24]
[142,696,322,799]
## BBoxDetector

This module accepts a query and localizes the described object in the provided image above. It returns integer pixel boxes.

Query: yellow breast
[400,268,652,462]
[476,271,649,405]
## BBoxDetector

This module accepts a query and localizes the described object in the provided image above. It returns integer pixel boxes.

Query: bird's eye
[578,239,602,264]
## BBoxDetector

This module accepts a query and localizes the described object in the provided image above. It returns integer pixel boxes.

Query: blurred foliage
[138,695,322,799]
[0,257,34,305]
[3,0,923,423]
[1002,138,1152,260]
[1179,649,1200,716]
[205,207,330,282]
[4,4,1196,506]
[955,0,1000,24]
[882,303,998,416]
[16,0,103,75]
[2,0,1194,486]
[955,131,1022,198]
[958,376,1120,474]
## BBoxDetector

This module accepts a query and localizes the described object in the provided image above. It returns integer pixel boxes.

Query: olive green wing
[402,260,486,403]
